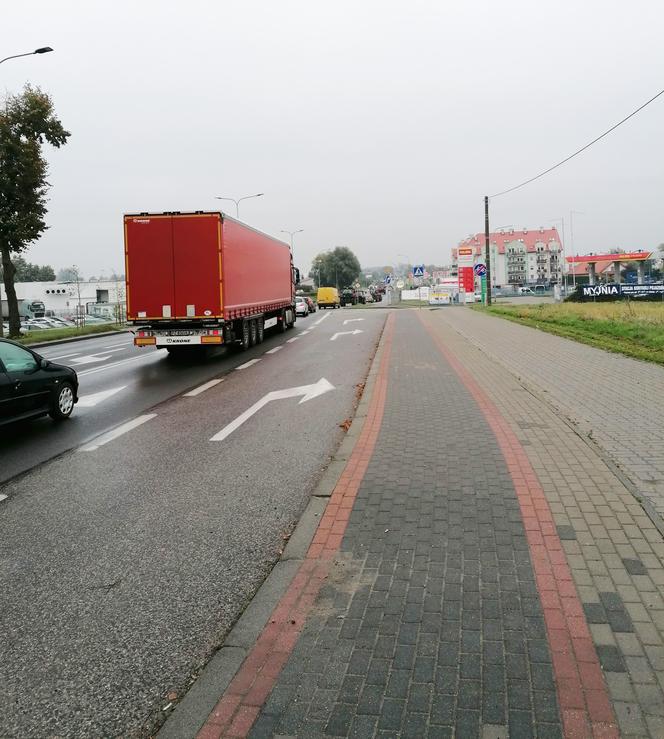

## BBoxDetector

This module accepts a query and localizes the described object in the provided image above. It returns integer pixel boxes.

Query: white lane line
[265,346,283,354]
[80,414,157,452]
[314,312,332,325]
[183,378,223,397]
[236,358,262,370]
[77,352,159,378]
[287,337,299,343]
[300,330,310,335]
[0,494,7,503]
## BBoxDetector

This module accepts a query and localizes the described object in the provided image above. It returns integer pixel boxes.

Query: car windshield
[0,342,38,372]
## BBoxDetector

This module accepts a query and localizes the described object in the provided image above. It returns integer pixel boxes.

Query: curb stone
[156,318,389,739]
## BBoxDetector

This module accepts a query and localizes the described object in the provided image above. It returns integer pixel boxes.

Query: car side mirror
[40,358,50,369]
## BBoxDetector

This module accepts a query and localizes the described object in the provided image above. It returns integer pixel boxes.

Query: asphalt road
[1,317,358,484]
[0,308,386,738]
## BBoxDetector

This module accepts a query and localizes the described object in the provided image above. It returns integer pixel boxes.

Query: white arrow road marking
[77,352,160,378]
[47,351,83,361]
[314,312,332,325]
[343,318,365,325]
[70,354,114,365]
[210,378,334,442]
[183,378,223,397]
[236,358,262,370]
[330,330,364,341]
[265,346,283,354]
[77,386,127,408]
[70,347,128,365]
[80,414,157,452]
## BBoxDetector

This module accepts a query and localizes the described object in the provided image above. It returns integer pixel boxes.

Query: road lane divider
[183,379,224,397]
[286,337,299,343]
[313,311,331,325]
[0,494,7,504]
[79,414,157,452]
[265,346,283,354]
[236,358,262,370]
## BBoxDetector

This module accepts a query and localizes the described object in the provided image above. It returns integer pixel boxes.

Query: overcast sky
[3,0,663,277]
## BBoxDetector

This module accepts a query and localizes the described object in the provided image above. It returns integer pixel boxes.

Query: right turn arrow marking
[210,378,335,442]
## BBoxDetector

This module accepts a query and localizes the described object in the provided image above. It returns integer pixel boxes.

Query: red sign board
[458,266,474,292]
[567,252,652,263]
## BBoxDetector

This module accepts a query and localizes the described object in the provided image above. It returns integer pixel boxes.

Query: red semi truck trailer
[124,211,298,354]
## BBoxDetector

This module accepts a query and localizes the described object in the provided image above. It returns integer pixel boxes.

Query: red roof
[454,228,562,257]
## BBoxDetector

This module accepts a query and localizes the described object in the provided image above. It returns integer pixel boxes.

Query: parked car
[303,296,316,313]
[340,288,358,306]
[0,338,79,425]
[295,298,309,317]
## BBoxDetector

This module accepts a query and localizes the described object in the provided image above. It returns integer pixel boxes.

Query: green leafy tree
[309,246,361,289]
[0,84,70,337]
[57,266,80,282]
[0,255,56,282]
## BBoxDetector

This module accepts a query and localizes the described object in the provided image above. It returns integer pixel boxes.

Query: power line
[490,85,664,199]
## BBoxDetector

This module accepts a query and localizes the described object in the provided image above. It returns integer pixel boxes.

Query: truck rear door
[172,214,222,318]
[125,216,175,320]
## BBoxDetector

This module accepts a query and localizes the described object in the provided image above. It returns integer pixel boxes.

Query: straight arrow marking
[77,385,127,408]
[330,330,364,341]
[210,378,334,442]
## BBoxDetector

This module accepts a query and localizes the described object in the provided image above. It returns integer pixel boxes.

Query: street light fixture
[214,193,263,219]
[280,229,303,259]
[0,47,53,65]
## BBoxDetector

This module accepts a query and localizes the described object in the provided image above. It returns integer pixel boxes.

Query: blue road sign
[383,274,393,285]
[413,264,425,278]
[474,263,487,277]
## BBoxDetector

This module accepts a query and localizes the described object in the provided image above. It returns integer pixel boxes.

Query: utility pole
[484,196,492,305]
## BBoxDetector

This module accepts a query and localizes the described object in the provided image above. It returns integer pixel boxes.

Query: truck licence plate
[169,330,194,336]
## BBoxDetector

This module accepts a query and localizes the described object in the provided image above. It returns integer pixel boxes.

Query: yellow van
[317,287,341,309]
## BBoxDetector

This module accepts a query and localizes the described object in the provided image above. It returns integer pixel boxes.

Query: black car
[0,338,78,426]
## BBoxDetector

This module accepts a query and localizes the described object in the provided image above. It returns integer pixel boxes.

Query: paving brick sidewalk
[436,307,664,524]
[195,308,664,738]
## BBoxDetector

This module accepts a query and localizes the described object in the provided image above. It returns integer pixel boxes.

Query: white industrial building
[1,279,126,321]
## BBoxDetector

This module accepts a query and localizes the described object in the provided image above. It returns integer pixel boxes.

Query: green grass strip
[8,323,126,346]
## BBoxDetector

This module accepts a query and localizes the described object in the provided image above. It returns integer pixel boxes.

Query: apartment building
[452,227,563,287]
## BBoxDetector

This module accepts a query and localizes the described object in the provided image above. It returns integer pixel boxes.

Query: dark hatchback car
[0,338,78,426]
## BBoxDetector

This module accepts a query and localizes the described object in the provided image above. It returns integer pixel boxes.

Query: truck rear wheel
[256,319,264,344]
[249,319,258,346]
[240,321,250,350]
[279,311,287,333]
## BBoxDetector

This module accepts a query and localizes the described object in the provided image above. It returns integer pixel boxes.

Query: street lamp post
[0,47,53,65]
[280,229,303,260]
[214,193,263,219]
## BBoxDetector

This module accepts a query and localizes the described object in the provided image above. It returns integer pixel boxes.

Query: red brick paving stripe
[196,314,396,739]
[418,313,619,739]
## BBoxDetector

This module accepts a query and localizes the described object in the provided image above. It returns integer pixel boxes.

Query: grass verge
[476,302,664,366]
[6,323,126,347]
